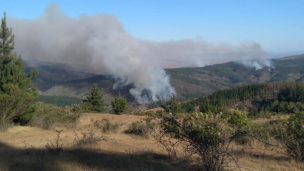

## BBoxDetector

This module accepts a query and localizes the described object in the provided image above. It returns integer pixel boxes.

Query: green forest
[177,82,304,118]
[37,95,82,106]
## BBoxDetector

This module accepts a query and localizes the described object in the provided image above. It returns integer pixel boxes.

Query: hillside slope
[168,54,304,100]
[25,54,304,102]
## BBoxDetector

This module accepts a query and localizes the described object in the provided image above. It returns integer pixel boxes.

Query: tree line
[162,82,304,118]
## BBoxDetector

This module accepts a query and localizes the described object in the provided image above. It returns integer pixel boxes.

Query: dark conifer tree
[0,12,38,128]
[82,83,107,112]
[111,93,128,114]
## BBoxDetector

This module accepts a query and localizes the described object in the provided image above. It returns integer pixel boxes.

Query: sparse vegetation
[125,117,156,138]
[73,130,106,147]
[45,130,63,153]
[92,119,121,133]
[30,103,81,129]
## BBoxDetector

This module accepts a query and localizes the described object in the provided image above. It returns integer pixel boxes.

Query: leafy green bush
[262,112,304,161]
[228,110,256,145]
[125,117,156,138]
[159,115,241,170]
[228,110,250,128]
[0,84,37,130]
[30,103,81,129]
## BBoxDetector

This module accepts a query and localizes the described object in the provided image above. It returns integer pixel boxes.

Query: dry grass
[0,113,303,170]
[252,115,290,124]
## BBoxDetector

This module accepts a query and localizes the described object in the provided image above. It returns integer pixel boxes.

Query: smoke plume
[7,3,272,103]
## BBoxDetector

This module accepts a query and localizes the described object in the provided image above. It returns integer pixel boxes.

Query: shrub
[125,117,156,138]
[0,84,37,130]
[161,96,184,114]
[228,110,251,142]
[111,93,128,114]
[155,110,163,118]
[264,112,304,161]
[92,119,121,133]
[158,115,241,170]
[281,112,304,161]
[45,130,63,153]
[228,110,249,127]
[73,130,106,147]
[30,103,81,129]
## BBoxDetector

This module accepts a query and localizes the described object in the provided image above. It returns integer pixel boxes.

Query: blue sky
[0,0,303,53]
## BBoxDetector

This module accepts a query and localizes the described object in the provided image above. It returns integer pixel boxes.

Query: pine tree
[0,12,38,128]
[111,93,128,114]
[82,83,107,112]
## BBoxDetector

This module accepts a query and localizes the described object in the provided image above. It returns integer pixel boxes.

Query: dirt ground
[0,113,303,171]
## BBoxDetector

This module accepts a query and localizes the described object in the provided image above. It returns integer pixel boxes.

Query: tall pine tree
[0,12,38,128]
[82,83,107,112]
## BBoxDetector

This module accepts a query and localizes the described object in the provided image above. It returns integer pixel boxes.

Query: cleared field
[0,113,303,171]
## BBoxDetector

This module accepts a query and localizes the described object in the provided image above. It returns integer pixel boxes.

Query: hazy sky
[0,0,303,52]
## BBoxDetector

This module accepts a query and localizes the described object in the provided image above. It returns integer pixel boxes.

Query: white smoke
[6,3,273,103]
[240,59,274,70]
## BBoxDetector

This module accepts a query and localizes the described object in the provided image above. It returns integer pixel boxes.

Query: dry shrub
[45,130,63,153]
[73,130,107,147]
[31,103,81,129]
[125,117,156,138]
[92,119,122,133]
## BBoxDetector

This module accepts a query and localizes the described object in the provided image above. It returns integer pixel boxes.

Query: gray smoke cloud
[7,3,272,103]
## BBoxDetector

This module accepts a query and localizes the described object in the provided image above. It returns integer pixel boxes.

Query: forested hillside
[24,54,304,104]
[168,54,304,100]
[183,82,304,118]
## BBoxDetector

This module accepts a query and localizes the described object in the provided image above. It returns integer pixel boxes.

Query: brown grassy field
[0,113,303,171]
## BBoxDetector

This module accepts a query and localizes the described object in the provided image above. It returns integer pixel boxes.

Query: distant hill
[167,54,304,100]
[24,54,304,103]
[24,60,95,91]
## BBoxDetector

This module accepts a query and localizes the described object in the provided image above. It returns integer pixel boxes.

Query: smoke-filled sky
[1,0,303,53]
[1,2,301,103]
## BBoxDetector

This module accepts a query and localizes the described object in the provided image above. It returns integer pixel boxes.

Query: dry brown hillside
[0,113,303,171]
